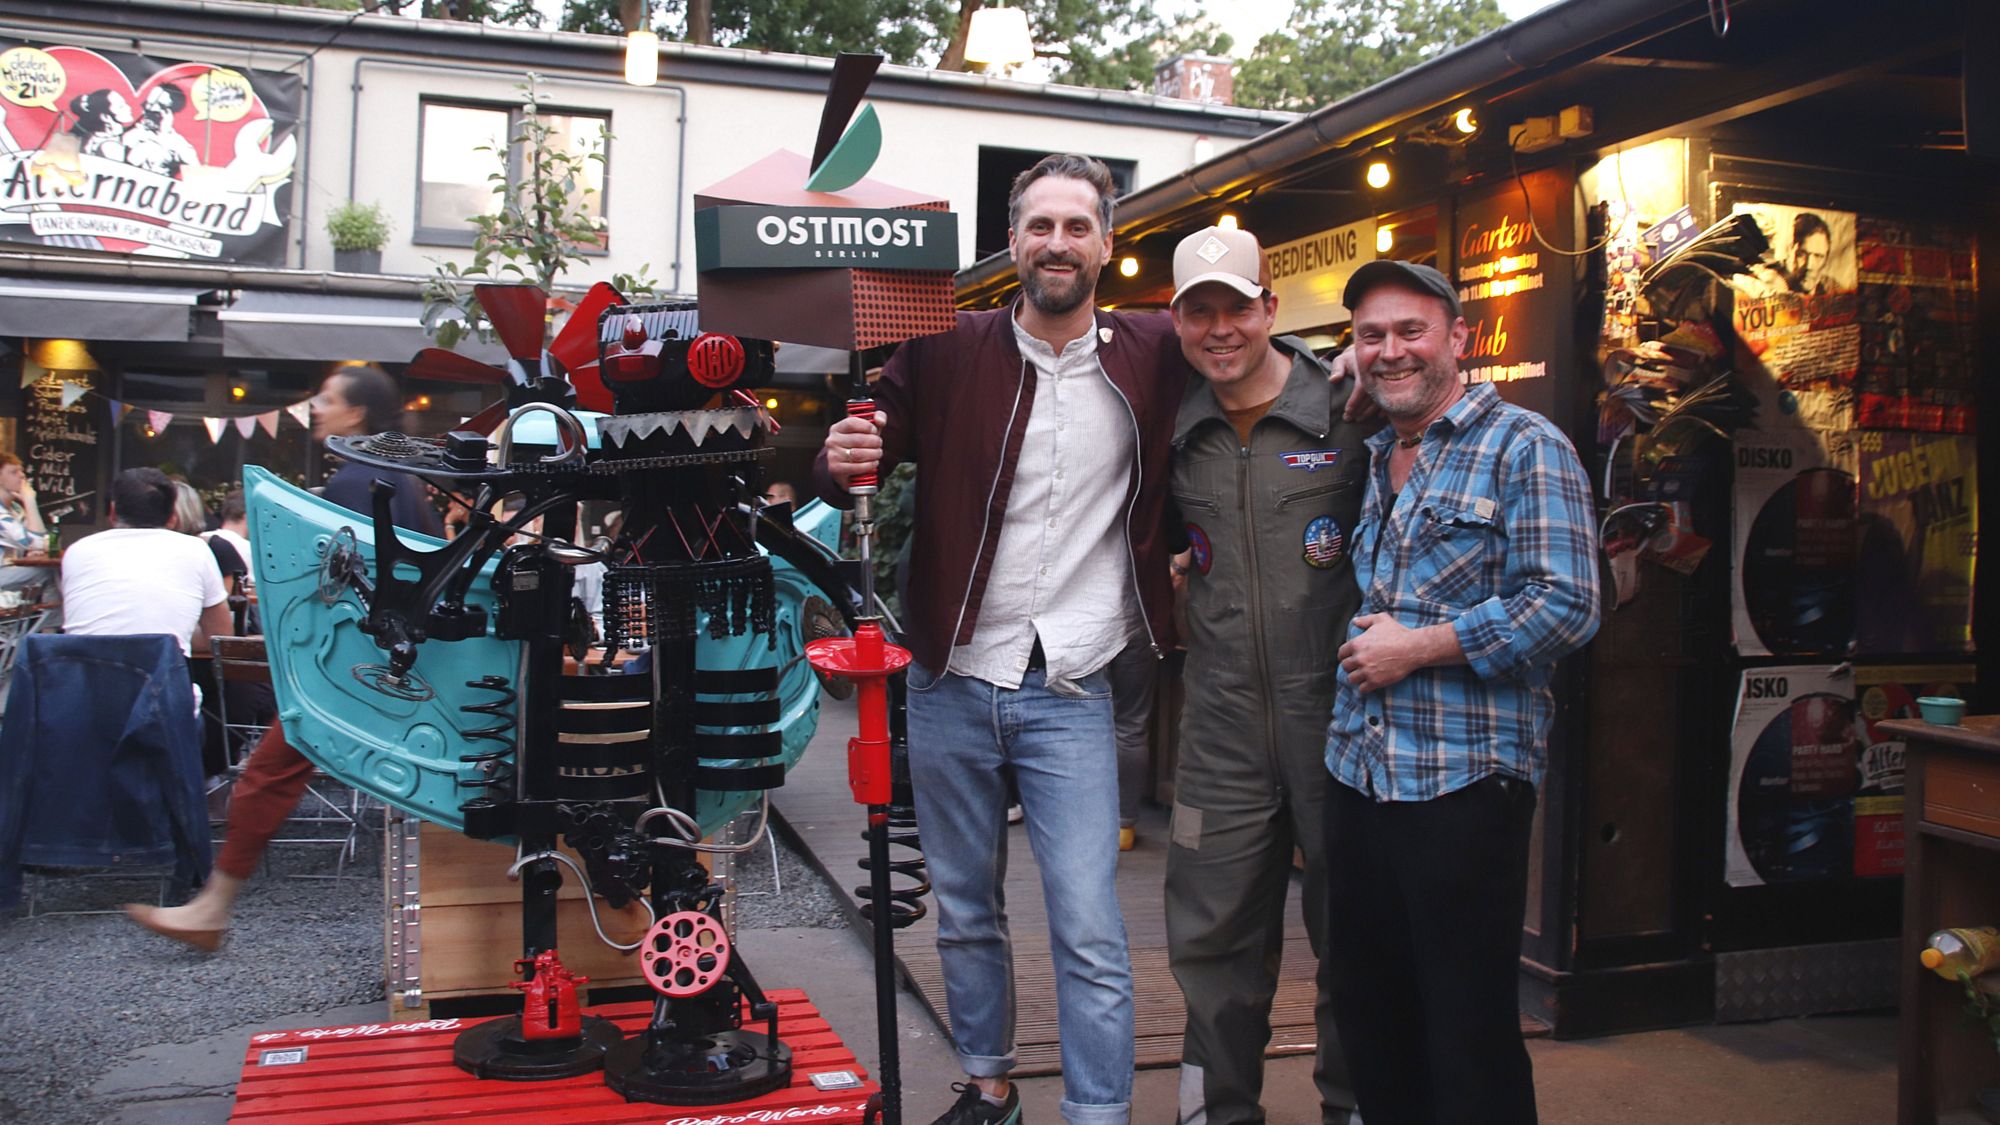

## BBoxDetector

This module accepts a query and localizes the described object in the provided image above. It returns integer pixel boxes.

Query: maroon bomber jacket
[811,303,1187,673]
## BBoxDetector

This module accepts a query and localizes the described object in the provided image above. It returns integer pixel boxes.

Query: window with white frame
[415,99,611,249]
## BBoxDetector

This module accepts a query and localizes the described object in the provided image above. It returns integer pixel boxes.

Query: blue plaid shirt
[1325,382,1601,801]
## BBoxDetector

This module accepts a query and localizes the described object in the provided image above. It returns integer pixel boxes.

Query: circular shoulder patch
[1303,515,1345,569]
[1185,523,1212,575]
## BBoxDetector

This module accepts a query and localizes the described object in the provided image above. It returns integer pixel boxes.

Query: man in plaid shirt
[1321,261,1600,1125]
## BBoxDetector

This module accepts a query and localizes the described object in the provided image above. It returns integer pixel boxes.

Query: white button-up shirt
[948,316,1139,690]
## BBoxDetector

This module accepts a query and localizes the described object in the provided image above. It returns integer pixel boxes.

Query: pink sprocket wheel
[639,911,733,997]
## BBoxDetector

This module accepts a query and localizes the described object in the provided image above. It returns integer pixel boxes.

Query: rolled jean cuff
[1059,1098,1132,1125]
[957,1049,1015,1079]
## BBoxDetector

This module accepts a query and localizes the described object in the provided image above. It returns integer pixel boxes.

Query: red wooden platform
[230,990,878,1124]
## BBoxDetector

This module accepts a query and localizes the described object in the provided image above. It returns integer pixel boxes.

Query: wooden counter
[1889,715,2000,1124]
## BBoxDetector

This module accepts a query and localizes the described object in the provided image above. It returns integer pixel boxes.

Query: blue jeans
[907,661,1134,1124]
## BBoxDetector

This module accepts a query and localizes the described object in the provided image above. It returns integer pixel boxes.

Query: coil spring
[458,675,517,792]
[855,805,929,929]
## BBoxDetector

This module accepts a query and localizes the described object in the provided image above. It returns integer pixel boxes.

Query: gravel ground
[0,796,843,1124]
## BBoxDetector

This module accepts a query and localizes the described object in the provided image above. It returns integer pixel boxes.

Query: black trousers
[1322,775,1539,1125]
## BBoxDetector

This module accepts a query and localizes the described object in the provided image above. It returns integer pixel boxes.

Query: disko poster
[1727,203,1860,432]
[1731,428,1857,657]
[1855,218,1977,433]
[0,41,299,263]
[1726,666,1857,886]
[1856,431,1977,654]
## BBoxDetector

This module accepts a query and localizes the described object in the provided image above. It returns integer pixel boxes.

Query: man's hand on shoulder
[823,411,886,491]
[1326,349,1382,423]
[1338,613,1462,692]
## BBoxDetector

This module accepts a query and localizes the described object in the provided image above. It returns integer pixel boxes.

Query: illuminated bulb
[230,385,247,400]
[144,427,156,438]
[764,397,779,411]
[416,395,432,409]
[1217,213,1239,231]
[1119,256,1139,278]
[1365,161,1391,190]
[1453,108,1478,134]
[1376,225,1394,254]
[624,29,659,87]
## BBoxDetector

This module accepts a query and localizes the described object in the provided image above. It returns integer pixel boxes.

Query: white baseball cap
[1172,226,1265,306]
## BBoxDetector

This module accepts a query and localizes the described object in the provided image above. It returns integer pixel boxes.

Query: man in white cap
[1164,224,1370,1125]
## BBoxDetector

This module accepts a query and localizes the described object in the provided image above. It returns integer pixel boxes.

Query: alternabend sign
[0,41,299,264]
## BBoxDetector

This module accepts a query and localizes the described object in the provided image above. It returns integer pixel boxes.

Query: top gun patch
[1280,449,1343,472]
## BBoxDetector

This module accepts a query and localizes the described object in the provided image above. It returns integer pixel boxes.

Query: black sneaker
[931,1082,1022,1125]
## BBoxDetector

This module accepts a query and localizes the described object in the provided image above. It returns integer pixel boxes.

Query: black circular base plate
[602,1029,793,1105]
[452,1014,622,1081]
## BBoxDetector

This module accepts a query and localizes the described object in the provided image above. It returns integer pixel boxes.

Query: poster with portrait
[1732,427,1858,657]
[0,40,299,263]
[1727,203,1860,431]
[1854,218,1977,433]
[1855,431,1977,654]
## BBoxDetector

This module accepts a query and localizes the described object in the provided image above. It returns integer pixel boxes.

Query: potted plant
[327,200,391,273]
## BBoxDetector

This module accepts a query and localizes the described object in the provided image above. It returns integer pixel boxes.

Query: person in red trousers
[126,365,440,951]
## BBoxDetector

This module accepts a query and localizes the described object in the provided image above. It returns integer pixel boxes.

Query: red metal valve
[509,949,589,1040]
[806,622,911,807]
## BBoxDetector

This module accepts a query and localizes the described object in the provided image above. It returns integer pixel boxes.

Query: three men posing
[819,153,1600,1124]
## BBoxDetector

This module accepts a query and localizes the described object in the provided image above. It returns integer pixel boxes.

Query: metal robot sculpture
[245,282,871,1105]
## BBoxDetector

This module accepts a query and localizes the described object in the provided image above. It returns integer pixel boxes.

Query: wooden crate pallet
[232,990,877,1124]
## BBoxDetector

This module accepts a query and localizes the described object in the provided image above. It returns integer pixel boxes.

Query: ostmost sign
[695,204,958,272]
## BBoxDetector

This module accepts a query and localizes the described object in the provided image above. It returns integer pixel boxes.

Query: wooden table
[1889,714,2000,1124]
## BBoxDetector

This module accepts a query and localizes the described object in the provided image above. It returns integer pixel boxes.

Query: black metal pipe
[868,807,902,1125]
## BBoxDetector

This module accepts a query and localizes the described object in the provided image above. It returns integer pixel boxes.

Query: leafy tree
[1056,14,1232,93]
[1236,0,1506,111]
[423,76,656,348]
[419,0,543,23]
[563,0,956,64]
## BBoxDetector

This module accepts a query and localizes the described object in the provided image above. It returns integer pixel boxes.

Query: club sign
[695,204,958,272]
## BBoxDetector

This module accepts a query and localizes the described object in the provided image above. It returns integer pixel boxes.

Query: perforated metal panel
[1712,939,1898,1022]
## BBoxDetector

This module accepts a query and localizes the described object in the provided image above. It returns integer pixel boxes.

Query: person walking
[125,365,439,950]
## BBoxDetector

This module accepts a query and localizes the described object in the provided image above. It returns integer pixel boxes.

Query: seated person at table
[0,453,51,595]
[61,467,231,657]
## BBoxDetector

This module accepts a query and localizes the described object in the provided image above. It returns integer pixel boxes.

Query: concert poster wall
[1731,427,1857,657]
[1855,218,1976,433]
[1451,169,1575,424]
[1851,664,1976,879]
[1727,202,1860,433]
[0,40,300,263]
[1856,431,1977,655]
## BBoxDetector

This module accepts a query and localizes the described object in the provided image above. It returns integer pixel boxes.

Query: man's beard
[1020,254,1099,316]
[1366,359,1456,420]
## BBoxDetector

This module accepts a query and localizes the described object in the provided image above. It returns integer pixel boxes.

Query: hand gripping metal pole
[806,353,910,1125]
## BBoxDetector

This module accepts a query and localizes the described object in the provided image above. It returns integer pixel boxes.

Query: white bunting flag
[234,416,257,439]
[285,401,312,429]
[147,410,173,433]
[19,355,46,389]
[204,417,227,443]
[256,411,280,438]
[59,381,87,408]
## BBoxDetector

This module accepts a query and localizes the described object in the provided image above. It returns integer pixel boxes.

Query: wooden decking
[770,698,1323,1077]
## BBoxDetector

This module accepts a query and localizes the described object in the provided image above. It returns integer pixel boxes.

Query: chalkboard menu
[1451,168,1575,424]
[24,373,98,523]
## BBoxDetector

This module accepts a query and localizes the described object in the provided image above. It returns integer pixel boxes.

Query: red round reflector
[688,333,745,389]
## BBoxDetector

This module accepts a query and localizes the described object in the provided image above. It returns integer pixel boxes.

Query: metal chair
[210,635,365,880]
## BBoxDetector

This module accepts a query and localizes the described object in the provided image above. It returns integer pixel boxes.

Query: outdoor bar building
[957,0,2000,1108]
